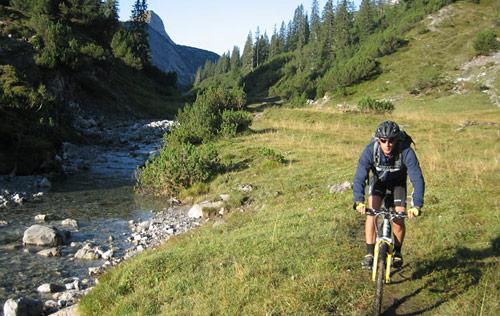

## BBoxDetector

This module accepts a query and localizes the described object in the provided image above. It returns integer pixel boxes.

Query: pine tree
[297,13,309,49]
[131,0,148,26]
[269,25,281,58]
[310,0,321,42]
[241,31,254,71]
[355,0,376,42]
[334,0,355,60]
[320,0,335,60]
[279,21,287,52]
[253,27,260,68]
[230,46,241,72]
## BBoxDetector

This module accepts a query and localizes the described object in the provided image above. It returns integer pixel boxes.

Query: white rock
[328,181,352,193]
[35,214,53,222]
[23,225,64,246]
[12,194,25,205]
[219,194,230,201]
[187,204,204,218]
[3,297,43,316]
[0,220,8,226]
[37,247,61,257]
[61,219,79,229]
[237,184,254,193]
[75,244,100,260]
[88,266,103,276]
[37,283,62,293]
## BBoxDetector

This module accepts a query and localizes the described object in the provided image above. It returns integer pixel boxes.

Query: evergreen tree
[334,0,355,60]
[310,0,321,42]
[297,13,309,49]
[241,31,254,71]
[230,46,241,72]
[216,52,230,74]
[355,0,376,42]
[269,25,281,58]
[253,27,260,68]
[320,0,335,60]
[131,0,148,26]
[279,21,287,52]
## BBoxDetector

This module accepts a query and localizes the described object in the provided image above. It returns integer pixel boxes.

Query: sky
[118,0,362,56]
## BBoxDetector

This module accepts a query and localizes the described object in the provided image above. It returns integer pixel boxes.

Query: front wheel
[374,243,387,315]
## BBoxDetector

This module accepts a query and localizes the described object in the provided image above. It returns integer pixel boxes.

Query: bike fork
[372,239,393,283]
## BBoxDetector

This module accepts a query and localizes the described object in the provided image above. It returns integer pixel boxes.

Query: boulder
[3,297,43,316]
[74,244,100,260]
[328,181,352,193]
[23,225,64,246]
[48,304,79,316]
[237,184,254,193]
[37,283,64,294]
[61,219,79,229]
[12,194,25,205]
[37,247,61,257]
[188,201,223,219]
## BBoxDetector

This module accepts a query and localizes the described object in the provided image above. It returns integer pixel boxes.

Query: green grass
[80,1,500,315]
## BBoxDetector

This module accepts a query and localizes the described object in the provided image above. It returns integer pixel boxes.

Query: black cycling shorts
[368,176,407,207]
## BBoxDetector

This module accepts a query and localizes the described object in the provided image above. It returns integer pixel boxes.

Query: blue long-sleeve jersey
[353,140,425,207]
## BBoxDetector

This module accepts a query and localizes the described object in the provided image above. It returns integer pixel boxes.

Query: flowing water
[0,121,169,306]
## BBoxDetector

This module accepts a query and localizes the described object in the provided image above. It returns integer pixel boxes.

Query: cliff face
[146,11,219,87]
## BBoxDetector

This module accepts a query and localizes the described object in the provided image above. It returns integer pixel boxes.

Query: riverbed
[0,119,181,312]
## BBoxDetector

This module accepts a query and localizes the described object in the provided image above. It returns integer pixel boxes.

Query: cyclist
[353,120,424,269]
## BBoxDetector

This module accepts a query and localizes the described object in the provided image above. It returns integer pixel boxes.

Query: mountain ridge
[146,11,219,87]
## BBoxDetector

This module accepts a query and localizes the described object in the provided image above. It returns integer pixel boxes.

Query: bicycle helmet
[375,121,401,139]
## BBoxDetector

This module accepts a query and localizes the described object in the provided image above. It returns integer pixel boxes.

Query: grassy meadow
[79,1,499,315]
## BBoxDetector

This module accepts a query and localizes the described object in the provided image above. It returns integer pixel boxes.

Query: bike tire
[374,243,387,316]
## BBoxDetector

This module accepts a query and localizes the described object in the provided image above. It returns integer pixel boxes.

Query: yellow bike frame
[371,238,394,284]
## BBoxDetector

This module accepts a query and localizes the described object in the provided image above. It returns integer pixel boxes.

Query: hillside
[0,2,180,175]
[80,1,499,315]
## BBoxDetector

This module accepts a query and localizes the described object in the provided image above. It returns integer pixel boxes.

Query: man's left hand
[407,207,420,219]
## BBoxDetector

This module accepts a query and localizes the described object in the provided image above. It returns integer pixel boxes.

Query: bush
[168,86,249,145]
[409,67,444,94]
[357,97,394,113]
[258,147,286,163]
[137,142,220,196]
[220,110,252,137]
[473,29,499,55]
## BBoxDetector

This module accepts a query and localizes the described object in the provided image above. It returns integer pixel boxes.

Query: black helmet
[375,121,400,139]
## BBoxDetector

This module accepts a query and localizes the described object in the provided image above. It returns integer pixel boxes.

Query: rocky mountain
[146,11,219,87]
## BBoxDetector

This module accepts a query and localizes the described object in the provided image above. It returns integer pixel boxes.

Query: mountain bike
[365,207,407,316]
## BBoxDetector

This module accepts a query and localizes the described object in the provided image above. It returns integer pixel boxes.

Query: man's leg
[362,195,382,269]
[392,184,407,268]
[366,195,382,244]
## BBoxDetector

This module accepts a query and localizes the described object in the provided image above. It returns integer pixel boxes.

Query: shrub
[409,67,444,94]
[473,29,499,55]
[258,147,286,163]
[168,86,249,145]
[137,143,220,196]
[357,97,394,113]
[220,110,252,137]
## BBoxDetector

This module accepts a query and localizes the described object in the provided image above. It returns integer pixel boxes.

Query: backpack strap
[373,140,402,173]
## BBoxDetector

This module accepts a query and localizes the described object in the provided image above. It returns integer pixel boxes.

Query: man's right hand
[355,202,366,214]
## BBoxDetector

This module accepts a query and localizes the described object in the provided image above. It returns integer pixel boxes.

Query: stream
[0,119,179,313]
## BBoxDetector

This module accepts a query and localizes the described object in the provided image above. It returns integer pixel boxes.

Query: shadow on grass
[222,158,252,173]
[251,128,279,135]
[382,235,499,315]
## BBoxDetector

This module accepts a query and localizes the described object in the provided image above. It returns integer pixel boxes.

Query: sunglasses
[378,138,395,144]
